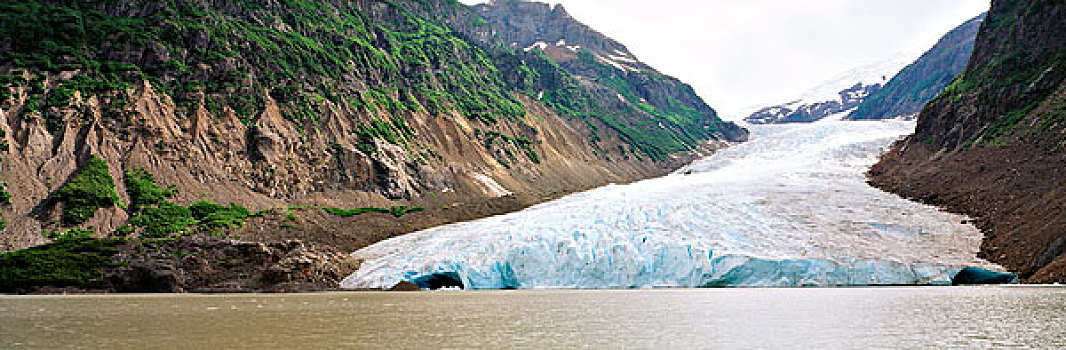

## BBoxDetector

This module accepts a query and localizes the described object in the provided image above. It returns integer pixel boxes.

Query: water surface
[2,287,1064,348]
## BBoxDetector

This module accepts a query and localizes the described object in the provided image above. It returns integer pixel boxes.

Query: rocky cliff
[870,0,1066,283]
[0,0,744,259]
[848,14,985,120]
[472,0,747,155]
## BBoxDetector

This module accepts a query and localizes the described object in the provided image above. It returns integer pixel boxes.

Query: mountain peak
[472,0,746,149]
[473,0,638,66]
[551,3,570,17]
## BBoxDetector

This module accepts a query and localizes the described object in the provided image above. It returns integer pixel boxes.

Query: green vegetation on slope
[0,0,736,163]
[0,183,11,205]
[55,156,118,226]
[583,51,720,158]
[321,205,426,218]
[0,232,124,293]
[124,167,250,238]
[0,0,528,132]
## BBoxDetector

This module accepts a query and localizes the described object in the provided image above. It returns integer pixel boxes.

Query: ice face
[342,121,998,290]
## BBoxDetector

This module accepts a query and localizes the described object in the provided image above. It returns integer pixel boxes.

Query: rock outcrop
[474,0,634,59]
[104,238,361,293]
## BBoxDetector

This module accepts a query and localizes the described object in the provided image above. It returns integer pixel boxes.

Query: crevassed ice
[342,121,998,289]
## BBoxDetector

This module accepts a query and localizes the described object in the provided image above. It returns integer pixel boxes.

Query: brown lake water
[1,286,1064,349]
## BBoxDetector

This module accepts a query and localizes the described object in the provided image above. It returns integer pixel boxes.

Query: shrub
[321,206,389,217]
[188,200,226,219]
[190,201,251,230]
[124,169,252,237]
[322,205,425,218]
[130,202,195,238]
[55,156,118,226]
[113,225,133,237]
[44,228,94,240]
[388,205,425,217]
[124,167,174,214]
[0,183,11,205]
[0,234,125,292]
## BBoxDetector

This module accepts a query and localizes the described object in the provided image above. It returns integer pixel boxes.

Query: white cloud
[459,0,989,119]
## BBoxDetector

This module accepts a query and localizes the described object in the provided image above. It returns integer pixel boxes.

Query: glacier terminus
[342,121,1001,290]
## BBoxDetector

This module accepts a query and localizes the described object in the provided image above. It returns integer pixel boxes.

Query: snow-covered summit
[800,55,914,103]
[745,54,917,124]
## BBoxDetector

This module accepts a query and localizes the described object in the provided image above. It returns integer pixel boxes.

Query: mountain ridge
[0,0,743,256]
[745,12,988,125]
[847,13,985,121]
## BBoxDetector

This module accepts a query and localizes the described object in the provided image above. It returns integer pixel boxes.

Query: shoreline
[6,283,1064,297]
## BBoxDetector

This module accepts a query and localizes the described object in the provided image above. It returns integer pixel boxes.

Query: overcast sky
[458,0,989,119]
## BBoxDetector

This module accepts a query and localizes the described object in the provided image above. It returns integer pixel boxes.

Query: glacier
[342,121,1000,290]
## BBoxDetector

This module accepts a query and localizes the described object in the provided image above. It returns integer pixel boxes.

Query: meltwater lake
[2,287,1064,348]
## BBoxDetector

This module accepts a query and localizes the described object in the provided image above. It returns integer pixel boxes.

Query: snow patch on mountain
[471,173,512,197]
[745,54,919,124]
[554,39,581,51]
[523,41,549,52]
[799,55,914,103]
[594,53,641,72]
